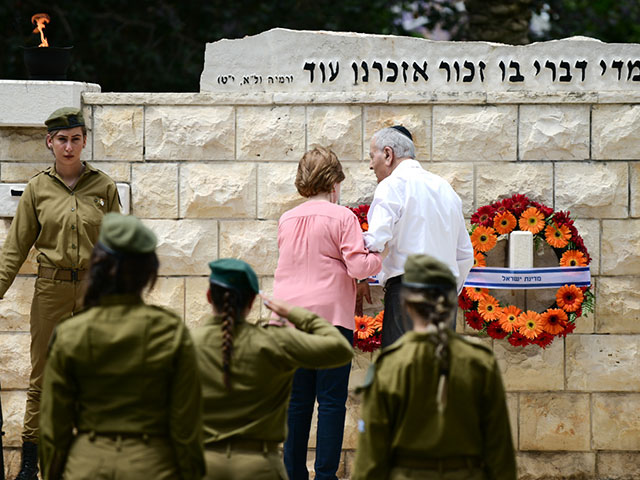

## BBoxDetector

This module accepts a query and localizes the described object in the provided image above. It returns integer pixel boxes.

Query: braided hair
[403,285,456,413]
[209,282,256,390]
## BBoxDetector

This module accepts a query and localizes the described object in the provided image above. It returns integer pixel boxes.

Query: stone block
[566,334,640,391]
[424,162,474,216]
[219,221,278,276]
[0,390,26,447]
[519,393,590,451]
[236,106,305,161]
[597,452,640,480]
[592,393,640,450]
[632,162,640,218]
[493,340,564,391]
[596,277,640,333]
[181,163,257,219]
[506,392,518,449]
[257,276,274,321]
[131,163,178,218]
[91,162,131,182]
[572,219,600,276]
[143,219,218,276]
[475,162,553,209]
[93,106,143,161]
[342,393,362,450]
[0,127,56,162]
[307,106,362,160]
[0,333,30,389]
[363,105,432,160]
[519,105,590,161]
[602,220,640,275]
[0,162,50,182]
[256,163,302,220]
[143,277,185,320]
[0,277,34,331]
[145,106,234,161]
[340,162,377,207]
[432,106,517,161]
[593,105,640,160]
[555,162,628,218]
[516,452,595,480]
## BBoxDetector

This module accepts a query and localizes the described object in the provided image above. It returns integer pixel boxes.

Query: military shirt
[353,330,517,480]
[0,162,120,298]
[191,307,354,445]
[39,295,205,480]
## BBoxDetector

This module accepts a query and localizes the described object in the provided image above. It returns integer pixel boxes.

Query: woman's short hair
[373,127,415,160]
[295,146,345,197]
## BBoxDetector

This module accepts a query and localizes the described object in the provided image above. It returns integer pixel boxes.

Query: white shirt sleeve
[455,214,474,294]
[363,181,402,253]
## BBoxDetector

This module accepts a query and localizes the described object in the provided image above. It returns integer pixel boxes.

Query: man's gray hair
[372,127,416,160]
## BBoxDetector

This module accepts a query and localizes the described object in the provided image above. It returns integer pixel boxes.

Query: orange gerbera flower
[355,315,375,339]
[470,226,497,252]
[473,251,486,268]
[478,295,502,321]
[518,207,545,234]
[372,310,384,330]
[560,250,587,267]
[499,305,522,332]
[493,211,517,235]
[556,284,584,312]
[545,223,571,248]
[541,308,568,335]
[465,286,489,302]
[361,222,369,232]
[518,310,545,339]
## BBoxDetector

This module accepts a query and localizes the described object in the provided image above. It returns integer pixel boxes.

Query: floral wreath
[460,194,594,348]
[347,204,385,353]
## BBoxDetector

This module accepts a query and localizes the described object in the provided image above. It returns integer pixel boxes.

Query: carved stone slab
[201,28,640,94]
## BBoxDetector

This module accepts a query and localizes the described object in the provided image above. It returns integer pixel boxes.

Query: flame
[31,13,50,47]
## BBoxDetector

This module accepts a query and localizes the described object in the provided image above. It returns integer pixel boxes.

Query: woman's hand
[260,294,295,319]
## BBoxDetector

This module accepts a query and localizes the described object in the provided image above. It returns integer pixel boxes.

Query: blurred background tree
[1,0,639,92]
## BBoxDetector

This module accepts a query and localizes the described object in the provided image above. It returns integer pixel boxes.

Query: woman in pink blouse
[274,146,382,480]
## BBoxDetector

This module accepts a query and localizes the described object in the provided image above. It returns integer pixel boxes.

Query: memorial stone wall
[1,29,640,479]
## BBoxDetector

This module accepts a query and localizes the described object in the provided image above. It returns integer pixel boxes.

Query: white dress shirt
[363,159,474,293]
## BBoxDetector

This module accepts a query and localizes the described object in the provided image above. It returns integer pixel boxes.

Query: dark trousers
[382,275,408,349]
[283,326,353,480]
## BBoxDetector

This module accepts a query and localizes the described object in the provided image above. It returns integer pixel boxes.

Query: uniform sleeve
[0,182,39,298]
[352,369,395,480]
[39,331,76,480]
[273,307,354,369]
[363,182,402,253]
[107,180,121,213]
[340,213,382,280]
[480,357,517,480]
[169,325,206,480]
[456,212,474,294]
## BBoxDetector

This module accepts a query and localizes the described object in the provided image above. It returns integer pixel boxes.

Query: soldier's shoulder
[451,332,496,361]
[145,304,183,323]
[355,338,409,393]
[27,166,53,183]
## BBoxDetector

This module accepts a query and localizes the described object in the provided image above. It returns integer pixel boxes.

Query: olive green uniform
[0,162,120,443]
[353,330,517,480]
[191,307,354,480]
[39,295,205,480]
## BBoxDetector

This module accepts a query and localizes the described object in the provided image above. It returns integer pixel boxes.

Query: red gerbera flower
[552,210,574,228]
[508,331,531,347]
[509,194,530,216]
[465,310,484,330]
[458,292,474,310]
[560,321,577,337]
[533,331,556,349]
[530,201,554,218]
[471,205,496,227]
[487,321,508,339]
[491,199,510,215]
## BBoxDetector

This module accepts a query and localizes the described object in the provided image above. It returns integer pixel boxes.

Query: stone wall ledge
[82,90,640,106]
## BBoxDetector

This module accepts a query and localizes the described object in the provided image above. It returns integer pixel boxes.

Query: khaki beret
[403,254,456,290]
[45,107,85,132]
[98,213,157,255]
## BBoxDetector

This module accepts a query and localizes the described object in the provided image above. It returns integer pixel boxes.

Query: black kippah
[390,125,413,141]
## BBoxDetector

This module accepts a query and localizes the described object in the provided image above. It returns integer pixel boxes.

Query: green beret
[209,258,259,294]
[403,254,456,290]
[45,107,85,132]
[98,213,157,254]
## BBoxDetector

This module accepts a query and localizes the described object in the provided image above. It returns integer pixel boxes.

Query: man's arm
[363,182,402,253]
[455,214,474,294]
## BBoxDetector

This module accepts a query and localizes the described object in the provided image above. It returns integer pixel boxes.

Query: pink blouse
[273,200,382,330]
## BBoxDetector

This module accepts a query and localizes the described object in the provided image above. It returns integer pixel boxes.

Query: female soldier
[191,258,354,480]
[0,107,119,480]
[39,213,205,480]
[353,254,517,480]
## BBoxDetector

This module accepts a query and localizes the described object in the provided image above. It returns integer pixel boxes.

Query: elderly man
[358,126,474,348]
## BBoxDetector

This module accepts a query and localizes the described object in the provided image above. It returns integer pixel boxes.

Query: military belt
[394,454,482,472]
[206,438,280,453]
[79,431,162,443]
[38,266,87,282]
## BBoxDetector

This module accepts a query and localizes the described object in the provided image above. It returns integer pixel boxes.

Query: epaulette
[354,340,405,393]
[147,304,182,321]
